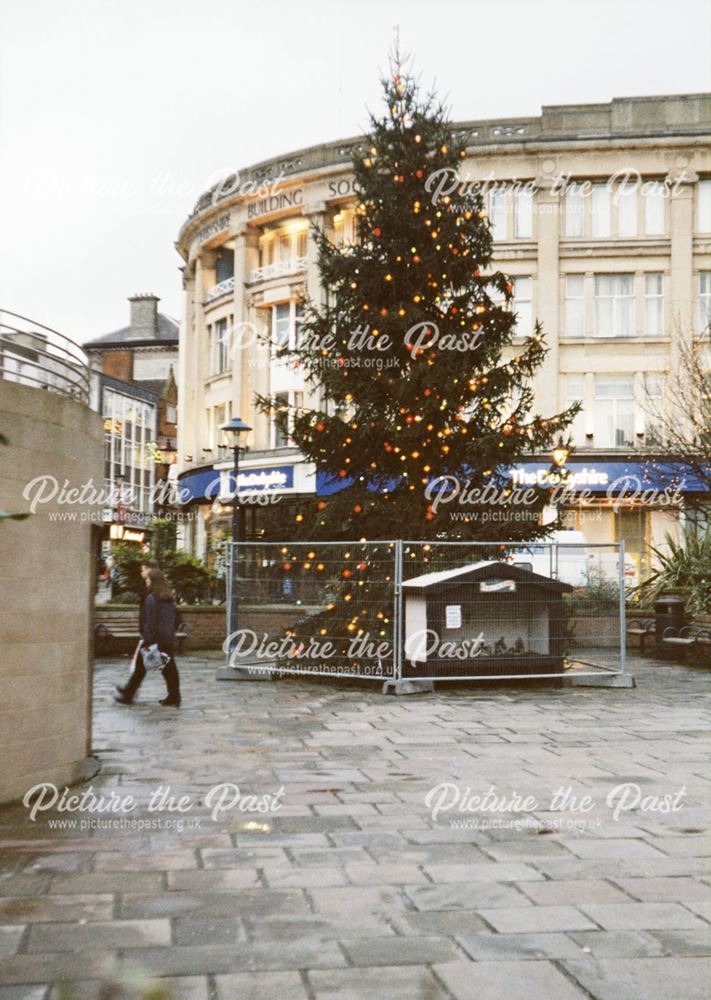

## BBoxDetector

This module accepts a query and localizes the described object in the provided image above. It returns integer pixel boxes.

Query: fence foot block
[216,663,274,681]
[564,672,635,689]
[382,678,435,696]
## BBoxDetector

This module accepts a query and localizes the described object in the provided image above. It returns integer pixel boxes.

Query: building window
[334,209,357,247]
[616,183,638,237]
[208,316,231,374]
[166,402,177,424]
[644,375,664,446]
[594,376,635,448]
[512,277,533,336]
[564,275,585,336]
[591,184,611,237]
[102,388,156,514]
[697,180,711,232]
[644,274,664,336]
[513,187,533,238]
[271,300,304,355]
[593,274,634,338]
[272,390,303,448]
[700,272,711,332]
[489,187,507,240]
[643,182,665,235]
[565,375,586,445]
[565,184,585,237]
[215,247,234,283]
[255,222,308,281]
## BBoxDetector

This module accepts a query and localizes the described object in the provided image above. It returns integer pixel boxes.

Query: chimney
[128,293,160,339]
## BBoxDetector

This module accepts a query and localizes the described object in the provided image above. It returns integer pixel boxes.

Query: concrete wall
[0,380,104,804]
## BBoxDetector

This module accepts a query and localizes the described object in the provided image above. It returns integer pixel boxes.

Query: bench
[661,625,711,663]
[626,618,655,654]
[95,612,192,653]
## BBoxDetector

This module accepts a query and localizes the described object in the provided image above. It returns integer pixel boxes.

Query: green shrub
[631,530,711,615]
[162,550,210,604]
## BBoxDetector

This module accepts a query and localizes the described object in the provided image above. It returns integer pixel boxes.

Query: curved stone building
[175,94,711,581]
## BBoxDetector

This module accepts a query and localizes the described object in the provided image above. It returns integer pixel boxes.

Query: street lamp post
[220,417,251,673]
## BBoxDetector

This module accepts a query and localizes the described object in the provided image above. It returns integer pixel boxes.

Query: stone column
[532,176,561,415]
[668,169,696,363]
[232,227,260,438]
[178,260,199,467]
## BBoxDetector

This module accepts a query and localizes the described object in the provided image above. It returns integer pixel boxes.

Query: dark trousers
[121,645,180,702]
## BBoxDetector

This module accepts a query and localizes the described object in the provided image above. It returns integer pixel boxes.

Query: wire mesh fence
[399,541,626,681]
[226,539,626,683]
[226,540,400,680]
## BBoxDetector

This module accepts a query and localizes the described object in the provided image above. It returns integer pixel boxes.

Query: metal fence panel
[226,540,399,680]
[399,540,626,681]
[225,539,626,683]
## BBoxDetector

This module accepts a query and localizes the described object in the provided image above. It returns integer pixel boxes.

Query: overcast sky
[1,0,709,344]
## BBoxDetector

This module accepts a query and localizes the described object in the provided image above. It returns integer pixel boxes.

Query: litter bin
[655,595,686,653]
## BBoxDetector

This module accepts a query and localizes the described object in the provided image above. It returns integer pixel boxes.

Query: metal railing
[0,309,90,404]
[205,276,235,303]
[224,540,627,684]
[248,257,307,284]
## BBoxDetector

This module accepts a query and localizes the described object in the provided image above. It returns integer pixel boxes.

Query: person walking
[113,567,181,707]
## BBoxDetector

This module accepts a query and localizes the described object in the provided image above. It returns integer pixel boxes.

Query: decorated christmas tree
[255,52,577,674]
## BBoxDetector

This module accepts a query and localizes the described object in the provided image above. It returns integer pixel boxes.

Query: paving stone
[405,882,532,911]
[613,876,711,903]
[26,918,171,952]
[343,863,428,885]
[0,895,114,924]
[519,878,631,905]
[648,929,711,956]
[0,926,24,956]
[558,838,668,860]
[478,905,597,933]
[569,930,667,958]
[0,876,52,898]
[391,909,490,936]
[215,971,308,1000]
[341,934,461,965]
[456,931,584,960]
[261,865,347,888]
[562,957,711,1000]
[119,888,308,919]
[434,959,589,999]
[581,902,706,930]
[0,953,117,986]
[244,914,395,941]
[423,862,543,883]
[46,976,211,1000]
[308,965,449,999]
[117,939,347,975]
[0,987,48,1000]
[172,916,247,945]
[166,868,260,890]
[49,871,165,894]
[309,885,404,914]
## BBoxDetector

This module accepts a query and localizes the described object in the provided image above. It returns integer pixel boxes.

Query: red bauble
[315,422,325,432]
[373,227,382,237]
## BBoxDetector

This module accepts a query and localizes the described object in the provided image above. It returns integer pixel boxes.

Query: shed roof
[402,560,573,594]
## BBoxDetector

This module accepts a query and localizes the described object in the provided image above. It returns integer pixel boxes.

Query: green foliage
[112,590,141,605]
[631,531,711,615]
[256,53,576,544]
[162,550,210,604]
[567,565,620,617]
[150,517,178,562]
[112,544,146,595]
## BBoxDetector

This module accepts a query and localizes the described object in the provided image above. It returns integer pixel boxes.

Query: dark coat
[140,592,178,651]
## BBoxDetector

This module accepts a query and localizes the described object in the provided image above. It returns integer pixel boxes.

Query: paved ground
[0,653,709,999]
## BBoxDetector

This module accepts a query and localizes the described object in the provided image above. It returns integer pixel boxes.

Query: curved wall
[0,380,103,804]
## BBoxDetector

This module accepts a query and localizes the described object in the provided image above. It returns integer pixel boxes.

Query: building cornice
[176,93,711,254]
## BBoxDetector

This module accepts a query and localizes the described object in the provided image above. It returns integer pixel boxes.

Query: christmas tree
[254,53,577,675]
[259,53,575,544]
